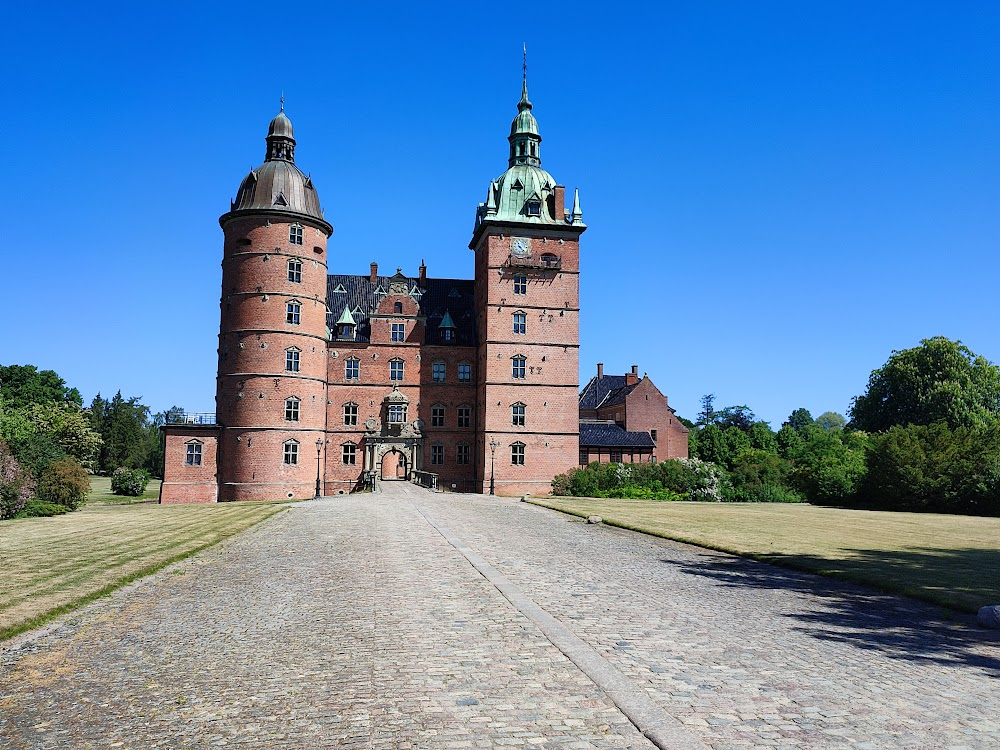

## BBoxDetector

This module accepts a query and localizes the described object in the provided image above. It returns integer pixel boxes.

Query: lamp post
[489,437,499,496]
[314,438,323,499]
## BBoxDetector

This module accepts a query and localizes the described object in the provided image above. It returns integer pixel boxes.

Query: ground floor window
[579,450,588,466]
[185,441,202,466]
[611,451,622,463]
[511,442,525,465]
[342,443,356,465]
[457,443,470,464]
[431,443,444,465]
[283,440,299,465]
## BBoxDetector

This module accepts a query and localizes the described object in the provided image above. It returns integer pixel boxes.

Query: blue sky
[2,1,997,427]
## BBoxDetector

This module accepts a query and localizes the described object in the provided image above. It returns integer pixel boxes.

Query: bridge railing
[411,470,439,491]
[165,412,217,425]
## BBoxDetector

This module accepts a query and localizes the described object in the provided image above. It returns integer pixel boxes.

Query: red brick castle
[161,78,686,503]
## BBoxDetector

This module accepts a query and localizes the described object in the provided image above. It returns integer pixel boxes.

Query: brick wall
[160,426,220,504]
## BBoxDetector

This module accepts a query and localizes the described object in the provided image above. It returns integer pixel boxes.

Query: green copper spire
[336,305,356,326]
[509,71,541,168]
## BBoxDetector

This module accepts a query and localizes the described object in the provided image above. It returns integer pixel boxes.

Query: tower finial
[518,43,532,112]
[280,90,284,111]
[523,42,527,84]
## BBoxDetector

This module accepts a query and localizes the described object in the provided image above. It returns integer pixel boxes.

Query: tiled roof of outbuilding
[326,274,477,346]
[579,422,655,448]
[578,375,640,410]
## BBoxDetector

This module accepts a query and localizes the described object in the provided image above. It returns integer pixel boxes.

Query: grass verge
[529,497,1000,613]
[0,501,284,641]
[86,475,162,503]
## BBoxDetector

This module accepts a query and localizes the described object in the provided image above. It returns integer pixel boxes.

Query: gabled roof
[326,273,477,345]
[579,422,655,449]
[579,375,640,410]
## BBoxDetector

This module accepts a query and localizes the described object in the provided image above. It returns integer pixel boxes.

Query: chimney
[370,262,378,284]
[554,185,566,221]
[626,364,639,386]
[597,362,604,379]
[419,259,427,285]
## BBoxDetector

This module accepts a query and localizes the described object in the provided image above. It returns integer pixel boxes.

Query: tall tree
[785,408,814,433]
[849,337,1000,431]
[696,393,717,426]
[97,391,151,472]
[0,365,82,409]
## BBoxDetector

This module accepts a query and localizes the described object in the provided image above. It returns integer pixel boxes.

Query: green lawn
[0,501,284,641]
[86,474,162,503]
[530,497,1000,613]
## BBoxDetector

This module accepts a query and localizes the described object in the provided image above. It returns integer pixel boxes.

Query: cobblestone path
[2,484,998,750]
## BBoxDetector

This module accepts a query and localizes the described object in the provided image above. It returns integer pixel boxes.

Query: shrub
[37,457,90,510]
[0,438,30,520]
[111,466,150,497]
[19,498,72,517]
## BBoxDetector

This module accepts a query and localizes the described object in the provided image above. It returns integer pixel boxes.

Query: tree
[849,337,1000,432]
[95,391,151,472]
[815,411,846,431]
[27,403,102,471]
[696,393,717,426]
[785,408,814,433]
[0,365,82,410]
[715,405,757,432]
[37,458,90,510]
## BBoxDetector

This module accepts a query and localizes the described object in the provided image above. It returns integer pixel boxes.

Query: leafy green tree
[775,424,804,459]
[27,403,102,471]
[95,391,151,472]
[789,426,869,504]
[849,337,1000,431]
[37,458,90,510]
[0,365,82,409]
[785,408,814,433]
[715,405,757,432]
[749,422,778,453]
[815,411,846,431]
[693,423,728,465]
[696,393,717,426]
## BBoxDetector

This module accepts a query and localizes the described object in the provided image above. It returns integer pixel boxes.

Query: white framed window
[457,443,470,465]
[512,402,525,426]
[185,441,202,466]
[343,403,358,426]
[283,440,299,465]
[289,224,303,245]
[458,363,472,382]
[432,361,446,382]
[345,357,359,380]
[342,442,357,465]
[513,274,527,295]
[513,311,526,334]
[457,405,471,428]
[431,443,444,465]
[390,359,404,381]
[526,200,541,216]
[431,404,445,427]
[287,258,302,283]
[512,355,526,379]
[391,322,405,342]
[511,442,525,465]
[286,300,301,325]
[388,404,407,423]
[285,348,300,372]
[284,397,300,422]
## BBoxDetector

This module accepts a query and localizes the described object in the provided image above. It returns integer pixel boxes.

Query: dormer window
[526,200,541,216]
[394,301,403,314]
[441,328,454,342]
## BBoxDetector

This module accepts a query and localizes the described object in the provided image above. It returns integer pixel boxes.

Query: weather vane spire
[280,90,285,111]
[522,42,527,83]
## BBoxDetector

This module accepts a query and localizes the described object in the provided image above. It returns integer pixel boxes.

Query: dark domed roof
[268,110,294,139]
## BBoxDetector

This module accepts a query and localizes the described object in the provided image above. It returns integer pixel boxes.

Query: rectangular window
[285,349,300,372]
[433,362,446,382]
[289,225,303,245]
[457,406,471,428]
[285,398,299,422]
[512,357,525,379]
[611,451,622,463]
[458,363,472,382]
[288,258,302,283]
[283,442,299,465]
[286,301,300,325]
[390,360,404,381]
[431,405,445,427]
[579,451,588,466]
[511,443,525,465]
[185,443,202,466]
[431,444,444,465]
[388,404,407,423]
[513,313,526,334]
[512,403,525,426]
[651,429,657,442]
[457,443,470,465]
[345,358,359,380]
[344,403,358,426]
[513,275,527,295]
[391,323,405,342]
[342,443,356,465]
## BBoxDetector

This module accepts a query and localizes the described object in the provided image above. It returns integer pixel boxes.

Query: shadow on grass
[669,548,1000,675]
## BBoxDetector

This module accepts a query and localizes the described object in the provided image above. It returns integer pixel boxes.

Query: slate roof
[578,375,640,410]
[579,422,655,449]
[326,274,477,346]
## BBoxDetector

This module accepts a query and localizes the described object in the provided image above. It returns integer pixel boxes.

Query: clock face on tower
[511,237,531,257]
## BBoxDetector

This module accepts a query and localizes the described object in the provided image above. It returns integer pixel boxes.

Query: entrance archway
[380,449,407,481]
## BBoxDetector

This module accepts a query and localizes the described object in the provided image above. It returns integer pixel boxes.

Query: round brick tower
[216,107,333,501]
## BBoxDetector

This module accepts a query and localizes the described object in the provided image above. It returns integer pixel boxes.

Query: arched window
[283,439,300,465]
[511,355,526,380]
[394,300,403,314]
[511,402,525,426]
[284,397,300,422]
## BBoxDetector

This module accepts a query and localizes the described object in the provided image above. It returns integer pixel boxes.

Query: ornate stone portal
[363,386,424,481]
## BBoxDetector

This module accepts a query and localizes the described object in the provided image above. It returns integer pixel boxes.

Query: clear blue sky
[2,1,997,427]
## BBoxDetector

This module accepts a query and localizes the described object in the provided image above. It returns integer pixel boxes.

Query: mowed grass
[0,501,285,641]
[87,474,162,503]
[530,498,1000,613]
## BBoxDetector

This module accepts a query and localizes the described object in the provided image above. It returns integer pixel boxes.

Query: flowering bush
[110,467,149,497]
[676,458,726,502]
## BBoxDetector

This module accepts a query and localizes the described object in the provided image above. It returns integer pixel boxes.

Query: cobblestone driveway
[2,483,997,749]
